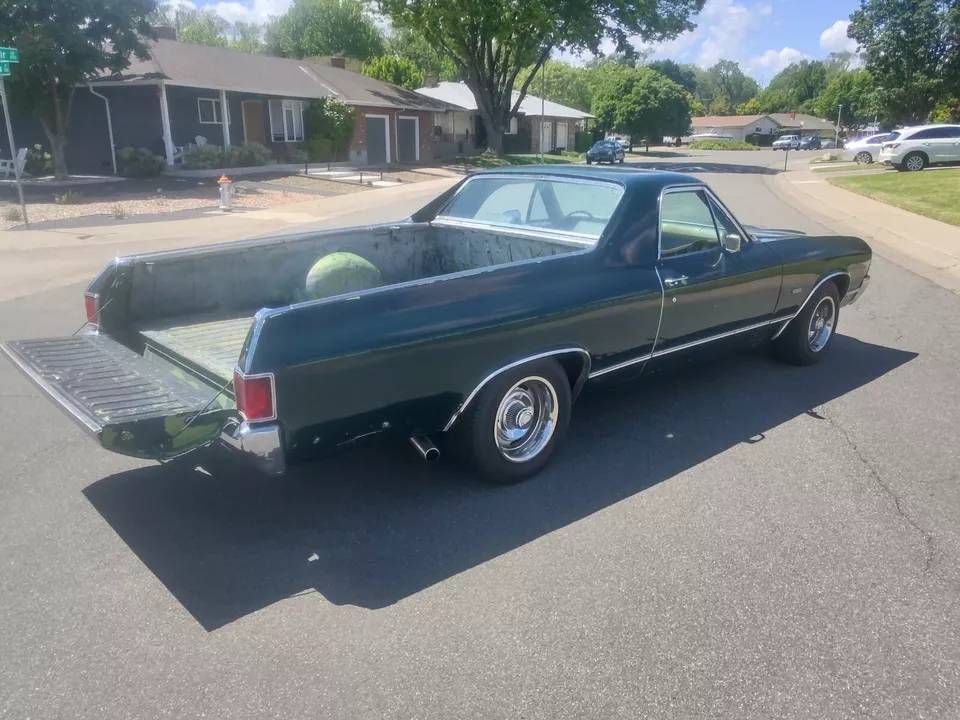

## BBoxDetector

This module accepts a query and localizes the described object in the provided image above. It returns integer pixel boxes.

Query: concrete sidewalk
[769,165,960,294]
[0,175,458,303]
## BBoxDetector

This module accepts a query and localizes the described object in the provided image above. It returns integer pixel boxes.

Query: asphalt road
[1,150,958,719]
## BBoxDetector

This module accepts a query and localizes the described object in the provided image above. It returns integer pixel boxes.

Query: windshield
[592,142,616,150]
[437,176,625,243]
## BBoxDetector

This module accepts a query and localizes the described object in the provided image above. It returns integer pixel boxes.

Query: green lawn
[829,168,960,226]
[453,152,581,168]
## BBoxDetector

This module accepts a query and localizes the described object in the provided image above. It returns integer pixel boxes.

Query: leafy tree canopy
[267,0,384,60]
[592,66,693,142]
[362,55,424,90]
[385,28,460,83]
[647,59,698,94]
[848,0,960,123]
[1,0,156,178]
[811,68,881,128]
[694,60,759,114]
[152,5,265,53]
[377,0,705,153]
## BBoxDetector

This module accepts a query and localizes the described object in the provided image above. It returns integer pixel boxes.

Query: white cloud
[748,46,809,74]
[204,0,290,25]
[643,0,757,68]
[820,19,858,54]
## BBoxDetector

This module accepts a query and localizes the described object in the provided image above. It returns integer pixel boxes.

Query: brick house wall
[349,106,434,165]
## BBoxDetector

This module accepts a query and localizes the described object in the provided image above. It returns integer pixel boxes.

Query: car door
[654,186,782,354]
[938,126,960,161]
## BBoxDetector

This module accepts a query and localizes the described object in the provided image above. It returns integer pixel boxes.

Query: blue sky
[192,0,862,85]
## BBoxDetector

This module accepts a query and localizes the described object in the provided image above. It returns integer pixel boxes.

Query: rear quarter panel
[241,250,662,454]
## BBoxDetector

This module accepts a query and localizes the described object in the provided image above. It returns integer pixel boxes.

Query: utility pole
[539,60,546,163]
[835,104,843,146]
[0,66,28,227]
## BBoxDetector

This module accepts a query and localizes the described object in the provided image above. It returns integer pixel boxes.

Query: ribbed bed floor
[140,315,254,384]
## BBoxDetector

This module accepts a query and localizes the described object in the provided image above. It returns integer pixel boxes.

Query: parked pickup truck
[2,167,871,483]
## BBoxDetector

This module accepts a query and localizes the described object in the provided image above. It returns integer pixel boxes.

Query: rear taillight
[84,293,99,325]
[233,370,276,422]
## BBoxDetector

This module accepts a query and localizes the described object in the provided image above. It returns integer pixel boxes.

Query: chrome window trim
[770,271,850,340]
[430,216,597,247]
[435,173,626,244]
[657,184,752,262]
[442,348,591,432]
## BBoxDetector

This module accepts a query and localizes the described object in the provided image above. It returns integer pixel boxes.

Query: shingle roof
[691,115,768,128]
[92,39,458,112]
[415,81,593,119]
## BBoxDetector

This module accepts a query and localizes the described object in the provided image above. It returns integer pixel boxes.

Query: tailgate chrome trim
[1,341,102,435]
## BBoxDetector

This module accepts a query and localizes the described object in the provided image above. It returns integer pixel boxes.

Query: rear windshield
[437,176,624,243]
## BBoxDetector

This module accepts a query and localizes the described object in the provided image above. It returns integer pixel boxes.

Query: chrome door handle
[663,275,688,287]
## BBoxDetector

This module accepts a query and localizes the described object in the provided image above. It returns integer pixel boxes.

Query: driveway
[1,151,958,719]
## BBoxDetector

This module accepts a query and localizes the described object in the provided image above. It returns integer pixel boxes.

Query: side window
[909,128,943,140]
[945,127,960,138]
[659,190,721,258]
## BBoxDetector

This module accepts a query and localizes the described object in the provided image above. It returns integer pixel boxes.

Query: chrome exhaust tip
[410,435,440,463]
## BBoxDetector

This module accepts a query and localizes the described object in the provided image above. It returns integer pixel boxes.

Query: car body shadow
[83,336,915,631]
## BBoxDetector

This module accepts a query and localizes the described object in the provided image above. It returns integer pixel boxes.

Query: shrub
[286,145,308,164]
[182,144,225,169]
[24,144,52,177]
[117,147,165,177]
[306,98,355,161]
[54,190,84,204]
[689,139,759,151]
[3,206,22,222]
[307,137,334,161]
[224,143,273,167]
[112,203,126,220]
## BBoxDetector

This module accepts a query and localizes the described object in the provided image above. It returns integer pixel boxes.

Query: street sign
[0,48,19,63]
[0,61,10,76]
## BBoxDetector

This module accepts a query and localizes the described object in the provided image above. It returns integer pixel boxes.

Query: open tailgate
[2,335,233,459]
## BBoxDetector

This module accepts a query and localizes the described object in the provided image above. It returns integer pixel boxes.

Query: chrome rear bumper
[220,418,286,475]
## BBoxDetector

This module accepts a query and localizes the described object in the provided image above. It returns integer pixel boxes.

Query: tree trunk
[38,83,73,179]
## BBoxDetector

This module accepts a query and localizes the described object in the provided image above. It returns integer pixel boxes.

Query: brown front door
[242,101,265,144]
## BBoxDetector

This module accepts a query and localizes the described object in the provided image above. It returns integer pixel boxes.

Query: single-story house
[690,114,780,142]
[414,81,593,156]
[690,112,837,144]
[0,37,460,174]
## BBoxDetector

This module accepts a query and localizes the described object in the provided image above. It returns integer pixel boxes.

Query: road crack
[818,406,937,572]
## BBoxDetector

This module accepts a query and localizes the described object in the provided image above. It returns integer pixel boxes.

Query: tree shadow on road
[623,160,781,175]
[83,336,915,631]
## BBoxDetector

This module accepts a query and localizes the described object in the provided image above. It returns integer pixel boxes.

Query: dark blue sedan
[586,140,625,164]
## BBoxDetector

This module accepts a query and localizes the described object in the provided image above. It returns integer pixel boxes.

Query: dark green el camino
[1,167,871,482]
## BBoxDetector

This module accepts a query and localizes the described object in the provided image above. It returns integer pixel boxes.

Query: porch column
[158,81,175,166]
[220,89,231,149]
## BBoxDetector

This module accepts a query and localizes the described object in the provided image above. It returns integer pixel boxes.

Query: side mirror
[722,232,742,253]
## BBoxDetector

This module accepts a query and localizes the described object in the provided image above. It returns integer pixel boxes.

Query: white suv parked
[879,124,960,171]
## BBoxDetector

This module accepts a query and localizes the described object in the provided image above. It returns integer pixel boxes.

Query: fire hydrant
[217,174,234,211]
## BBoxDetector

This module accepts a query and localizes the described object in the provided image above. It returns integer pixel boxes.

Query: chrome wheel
[904,153,925,171]
[494,376,558,462]
[807,296,836,352]
[855,151,872,165]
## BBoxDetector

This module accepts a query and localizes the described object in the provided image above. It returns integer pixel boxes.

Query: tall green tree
[177,9,229,47]
[362,55,424,89]
[812,69,880,128]
[592,67,692,144]
[267,0,384,60]
[228,22,266,54]
[385,28,460,83]
[695,60,759,114]
[647,59,698,94]
[377,0,705,153]
[516,61,594,112]
[1,0,156,178]
[746,60,829,113]
[848,0,960,123]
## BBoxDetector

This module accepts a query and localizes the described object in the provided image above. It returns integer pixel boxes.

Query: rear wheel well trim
[771,270,849,340]
[442,348,591,432]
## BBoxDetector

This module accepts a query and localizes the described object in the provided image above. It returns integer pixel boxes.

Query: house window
[505,116,518,135]
[198,98,223,124]
[268,99,305,142]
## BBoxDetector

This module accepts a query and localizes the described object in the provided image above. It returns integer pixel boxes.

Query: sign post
[0,47,27,227]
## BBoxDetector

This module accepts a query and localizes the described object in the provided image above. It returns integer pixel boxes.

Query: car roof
[470,165,701,190]
[899,123,960,134]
